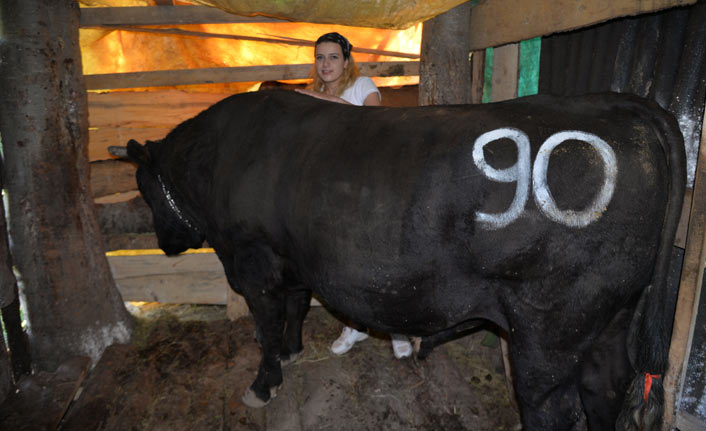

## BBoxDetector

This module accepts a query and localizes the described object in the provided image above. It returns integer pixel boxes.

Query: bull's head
[109,140,205,256]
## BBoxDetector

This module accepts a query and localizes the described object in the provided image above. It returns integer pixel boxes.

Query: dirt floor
[55,304,520,431]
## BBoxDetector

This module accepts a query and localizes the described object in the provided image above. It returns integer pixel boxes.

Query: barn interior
[1,0,706,430]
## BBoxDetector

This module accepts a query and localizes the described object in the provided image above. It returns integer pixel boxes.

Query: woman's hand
[294,88,351,104]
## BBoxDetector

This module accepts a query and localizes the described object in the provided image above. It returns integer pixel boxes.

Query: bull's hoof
[241,385,281,408]
[281,351,302,367]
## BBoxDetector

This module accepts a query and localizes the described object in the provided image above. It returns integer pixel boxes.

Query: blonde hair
[307,42,361,96]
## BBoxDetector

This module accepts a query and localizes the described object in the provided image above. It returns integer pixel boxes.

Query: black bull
[111,91,685,431]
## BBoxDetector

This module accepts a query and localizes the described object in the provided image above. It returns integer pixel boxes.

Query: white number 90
[472,128,617,229]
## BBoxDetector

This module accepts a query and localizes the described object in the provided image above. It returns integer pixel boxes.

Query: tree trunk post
[0,0,133,371]
[419,1,474,106]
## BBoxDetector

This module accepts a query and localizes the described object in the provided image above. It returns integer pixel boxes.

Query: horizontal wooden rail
[82,25,419,60]
[84,61,419,90]
[80,5,287,26]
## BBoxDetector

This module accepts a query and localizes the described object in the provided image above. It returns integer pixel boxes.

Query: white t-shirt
[340,76,381,106]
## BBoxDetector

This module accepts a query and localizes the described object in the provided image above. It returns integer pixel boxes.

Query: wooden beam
[79,5,287,27]
[84,61,419,90]
[82,26,419,60]
[664,106,706,429]
[468,0,696,50]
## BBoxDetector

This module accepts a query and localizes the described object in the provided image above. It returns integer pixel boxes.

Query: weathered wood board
[91,159,137,197]
[88,90,228,161]
[108,251,229,304]
[675,267,706,430]
[468,0,696,50]
[490,43,519,102]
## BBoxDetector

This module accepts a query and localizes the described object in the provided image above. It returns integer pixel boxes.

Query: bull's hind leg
[579,307,633,430]
[511,338,588,431]
[281,285,312,365]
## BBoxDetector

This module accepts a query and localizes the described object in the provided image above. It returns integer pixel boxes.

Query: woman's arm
[294,88,381,106]
[362,91,381,106]
[294,89,351,104]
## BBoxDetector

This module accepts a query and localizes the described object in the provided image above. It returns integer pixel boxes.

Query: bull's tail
[616,100,686,431]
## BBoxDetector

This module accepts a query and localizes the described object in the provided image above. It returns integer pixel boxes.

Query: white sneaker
[331,326,369,355]
[391,334,412,359]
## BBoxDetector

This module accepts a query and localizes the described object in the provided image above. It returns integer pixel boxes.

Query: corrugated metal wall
[538,2,706,187]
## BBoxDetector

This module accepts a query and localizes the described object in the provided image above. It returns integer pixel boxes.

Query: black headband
[315,32,353,60]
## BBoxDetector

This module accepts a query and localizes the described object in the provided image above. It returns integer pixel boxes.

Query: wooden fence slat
[80,5,286,27]
[470,49,485,104]
[84,61,419,90]
[491,43,519,102]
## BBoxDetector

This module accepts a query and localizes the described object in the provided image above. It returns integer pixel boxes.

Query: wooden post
[418,1,473,105]
[663,104,706,429]
[470,49,486,104]
[0,0,133,371]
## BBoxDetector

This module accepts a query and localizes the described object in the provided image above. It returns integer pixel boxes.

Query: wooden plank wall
[89,91,227,161]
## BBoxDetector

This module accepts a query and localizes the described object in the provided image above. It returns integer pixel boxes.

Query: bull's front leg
[222,242,288,408]
[242,286,286,407]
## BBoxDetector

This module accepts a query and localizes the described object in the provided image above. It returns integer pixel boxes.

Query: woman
[295,32,381,106]
[296,32,412,359]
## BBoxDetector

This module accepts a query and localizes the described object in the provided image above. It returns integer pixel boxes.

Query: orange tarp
[80,1,427,92]
[189,0,468,29]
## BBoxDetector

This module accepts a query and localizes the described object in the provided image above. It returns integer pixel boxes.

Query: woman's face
[315,41,349,88]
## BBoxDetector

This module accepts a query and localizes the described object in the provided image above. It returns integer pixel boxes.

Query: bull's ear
[126,139,151,166]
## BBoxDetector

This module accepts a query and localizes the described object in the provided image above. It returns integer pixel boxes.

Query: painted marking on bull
[533,131,617,227]
[473,128,618,229]
[472,128,531,229]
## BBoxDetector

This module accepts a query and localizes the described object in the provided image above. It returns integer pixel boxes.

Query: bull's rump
[196,91,671,334]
